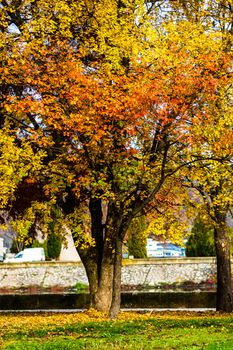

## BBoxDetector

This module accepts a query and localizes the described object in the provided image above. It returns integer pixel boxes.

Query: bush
[74,282,89,292]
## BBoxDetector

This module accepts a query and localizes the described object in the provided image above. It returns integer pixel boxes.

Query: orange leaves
[1,0,232,220]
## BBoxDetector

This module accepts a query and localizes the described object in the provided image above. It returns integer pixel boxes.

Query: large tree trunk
[77,197,113,311]
[76,199,133,316]
[93,255,114,311]
[80,245,114,312]
[214,213,233,312]
[80,199,116,313]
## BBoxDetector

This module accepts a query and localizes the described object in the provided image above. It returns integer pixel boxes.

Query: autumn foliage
[0,0,233,315]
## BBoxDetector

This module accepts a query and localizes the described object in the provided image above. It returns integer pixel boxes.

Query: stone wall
[0,257,225,291]
[0,262,87,290]
[121,258,218,287]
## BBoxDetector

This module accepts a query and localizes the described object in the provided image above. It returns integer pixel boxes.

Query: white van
[4,248,45,263]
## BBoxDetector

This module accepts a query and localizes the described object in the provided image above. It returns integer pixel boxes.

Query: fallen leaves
[0,309,230,335]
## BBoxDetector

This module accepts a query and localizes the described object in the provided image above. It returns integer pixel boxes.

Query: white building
[146,238,185,258]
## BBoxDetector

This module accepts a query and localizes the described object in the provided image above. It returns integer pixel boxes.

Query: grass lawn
[0,310,232,349]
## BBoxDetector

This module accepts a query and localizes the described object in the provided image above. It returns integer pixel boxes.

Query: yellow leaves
[1,0,232,252]
[66,208,95,250]
[145,214,187,246]
[0,128,45,210]
[10,219,33,247]
[74,0,143,73]
[186,156,233,227]
[0,310,229,337]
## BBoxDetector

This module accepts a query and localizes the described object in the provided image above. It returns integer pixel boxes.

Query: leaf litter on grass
[0,310,233,350]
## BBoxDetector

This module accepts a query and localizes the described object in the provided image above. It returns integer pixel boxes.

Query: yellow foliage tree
[1,0,232,317]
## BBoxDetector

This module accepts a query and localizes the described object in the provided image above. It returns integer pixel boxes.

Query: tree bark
[79,242,114,312]
[76,200,134,315]
[93,254,114,312]
[93,202,123,314]
[81,253,99,307]
[89,197,104,280]
[214,213,233,312]
[109,235,123,318]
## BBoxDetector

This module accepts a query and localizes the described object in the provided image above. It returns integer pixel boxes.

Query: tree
[185,159,233,311]
[47,232,62,260]
[167,0,233,312]
[47,207,62,260]
[127,215,147,259]
[186,215,216,257]
[182,80,233,311]
[1,0,232,317]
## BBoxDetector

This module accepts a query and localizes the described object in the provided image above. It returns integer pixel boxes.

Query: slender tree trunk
[89,197,114,311]
[109,236,123,318]
[214,215,233,312]
[89,197,104,280]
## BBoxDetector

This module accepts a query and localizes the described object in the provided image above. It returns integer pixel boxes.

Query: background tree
[185,159,233,311]
[47,231,62,260]
[167,0,233,312]
[47,207,63,260]
[127,215,147,259]
[185,215,216,257]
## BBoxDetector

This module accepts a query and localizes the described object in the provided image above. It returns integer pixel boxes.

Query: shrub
[74,282,89,292]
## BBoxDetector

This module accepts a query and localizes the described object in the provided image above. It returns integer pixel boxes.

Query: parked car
[4,247,45,263]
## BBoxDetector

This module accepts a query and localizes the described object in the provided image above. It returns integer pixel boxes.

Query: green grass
[1,313,233,350]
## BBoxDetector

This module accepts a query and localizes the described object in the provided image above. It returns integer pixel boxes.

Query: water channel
[0,284,217,311]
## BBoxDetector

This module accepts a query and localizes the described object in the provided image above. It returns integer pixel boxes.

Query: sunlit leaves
[1,0,233,289]
[0,128,45,210]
